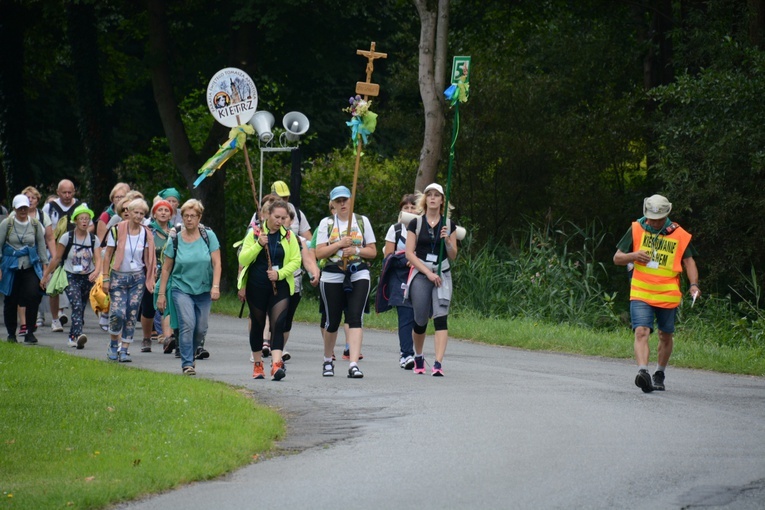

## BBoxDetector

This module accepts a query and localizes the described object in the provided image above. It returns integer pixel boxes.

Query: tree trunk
[413,0,448,192]
[67,2,117,212]
[147,0,232,287]
[0,0,31,198]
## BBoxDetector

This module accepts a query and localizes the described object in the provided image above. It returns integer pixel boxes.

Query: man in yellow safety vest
[613,194,700,393]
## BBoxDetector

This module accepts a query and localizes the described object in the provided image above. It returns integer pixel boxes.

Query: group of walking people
[1,177,460,382]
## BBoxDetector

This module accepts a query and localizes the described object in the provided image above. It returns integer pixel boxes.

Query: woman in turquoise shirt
[238,199,301,381]
[156,199,221,376]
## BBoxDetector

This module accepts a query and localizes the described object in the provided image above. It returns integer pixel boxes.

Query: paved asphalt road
[17,310,765,509]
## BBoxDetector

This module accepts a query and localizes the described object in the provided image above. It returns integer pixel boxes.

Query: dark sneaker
[262,342,271,358]
[432,361,444,377]
[19,325,28,336]
[347,365,364,379]
[163,336,177,354]
[342,348,350,360]
[195,347,210,360]
[652,370,666,391]
[174,349,180,358]
[282,351,291,362]
[635,369,654,393]
[413,356,426,374]
[322,360,334,377]
[7,335,17,343]
[58,314,69,326]
[141,338,152,353]
[24,332,38,344]
[76,334,88,349]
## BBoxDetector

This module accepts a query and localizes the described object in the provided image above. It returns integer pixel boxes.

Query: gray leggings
[409,272,451,328]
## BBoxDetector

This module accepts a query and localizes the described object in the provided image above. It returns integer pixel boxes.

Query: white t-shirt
[58,231,96,274]
[106,228,146,273]
[316,214,375,283]
[384,222,409,253]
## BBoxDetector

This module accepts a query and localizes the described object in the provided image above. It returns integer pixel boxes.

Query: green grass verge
[0,342,284,509]
[214,293,765,377]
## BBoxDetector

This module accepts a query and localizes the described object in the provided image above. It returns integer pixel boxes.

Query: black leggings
[4,268,43,336]
[284,292,301,332]
[246,279,290,352]
[320,279,370,333]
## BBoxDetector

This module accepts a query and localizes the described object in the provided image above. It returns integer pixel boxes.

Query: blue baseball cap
[329,186,351,201]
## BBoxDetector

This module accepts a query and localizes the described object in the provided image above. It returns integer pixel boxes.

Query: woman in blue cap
[314,185,376,378]
[41,203,101,349]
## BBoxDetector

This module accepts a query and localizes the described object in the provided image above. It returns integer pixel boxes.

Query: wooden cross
[355,42,387,98]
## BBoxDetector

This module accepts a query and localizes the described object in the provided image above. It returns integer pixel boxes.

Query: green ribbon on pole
[438,102,460,276]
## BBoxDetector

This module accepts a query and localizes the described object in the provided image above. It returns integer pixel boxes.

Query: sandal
[182,366,196,376]
[347,365,364,379]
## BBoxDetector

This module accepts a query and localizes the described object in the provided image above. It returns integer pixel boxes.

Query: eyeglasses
[183,214,199,220]
[113,195,125,201]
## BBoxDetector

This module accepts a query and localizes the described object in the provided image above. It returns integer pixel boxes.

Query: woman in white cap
[41,204,101,349]
[405,183,459,376]
[0,195,49,343]
[315,185,376,378]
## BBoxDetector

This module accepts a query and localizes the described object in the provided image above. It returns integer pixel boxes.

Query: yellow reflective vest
[630,221,692,309]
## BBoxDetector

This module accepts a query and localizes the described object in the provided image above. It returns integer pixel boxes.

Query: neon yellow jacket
[237,225,301,294]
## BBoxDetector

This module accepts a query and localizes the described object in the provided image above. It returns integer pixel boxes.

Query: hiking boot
[432,361,444,377]
[635,369,654,393]
[107,343,119,361]
[76,334,87,350]
[195,346,210,360]
[24,332,38,344]
[652,370,666,391]
[252,361,265,379]
[118,349,132,363]
[163,336,177,354]
[141,338,152,353]
[271,361,285,381]
[67,337,78,348]
[323,360,334,377]
[51,320,63,333]
[347,365,364,379]
[262,342,271,358]
[413,356,426,374]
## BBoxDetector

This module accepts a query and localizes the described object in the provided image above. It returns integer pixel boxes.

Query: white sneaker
[402,355,415,370]
[67,338,77,348]
[51,319,64,333]
[36,313,45,327]
[399,356,407,368]
[250,354,255,363]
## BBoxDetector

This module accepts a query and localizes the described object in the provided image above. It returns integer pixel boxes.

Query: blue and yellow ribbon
[193,124,255,188]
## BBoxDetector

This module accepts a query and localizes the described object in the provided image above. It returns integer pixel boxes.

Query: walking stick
[437,102,459,276]
[264,233,277,296]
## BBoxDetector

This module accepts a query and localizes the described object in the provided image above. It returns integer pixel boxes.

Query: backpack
[167,225,213,276]
[49,199,82,241]
[4,216,42,245]
[413,215,453,263]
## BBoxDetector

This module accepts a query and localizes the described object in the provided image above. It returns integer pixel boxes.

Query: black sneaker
[635,369,654,393]
[174,348,181,358]
[24,332,38,344]
[347,365,364,379]
[195,346,210,360]
[141,338,152,353]
[322,360,334,377]
[652,370,666,391]
[7,335,17,343]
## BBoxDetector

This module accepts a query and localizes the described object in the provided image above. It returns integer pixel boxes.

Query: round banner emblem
[206,68,258,127]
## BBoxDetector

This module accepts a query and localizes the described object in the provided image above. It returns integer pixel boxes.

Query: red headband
[152,200,173,216]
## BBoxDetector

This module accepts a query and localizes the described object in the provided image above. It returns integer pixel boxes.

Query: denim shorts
[630,300,677,334]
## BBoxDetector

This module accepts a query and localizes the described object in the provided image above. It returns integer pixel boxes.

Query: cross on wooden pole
[342,42,387,269]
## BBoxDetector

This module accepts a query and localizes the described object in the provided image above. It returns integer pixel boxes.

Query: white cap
[12,194,30,210]
[423,183,444,195]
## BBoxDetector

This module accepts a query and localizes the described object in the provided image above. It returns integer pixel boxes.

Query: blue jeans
[108,270,146,343]
[172,290,211,368]
[630,300,677,334]
[396,305,414,357]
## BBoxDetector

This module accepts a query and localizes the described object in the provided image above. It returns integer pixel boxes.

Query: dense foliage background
[1,0,763,328]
